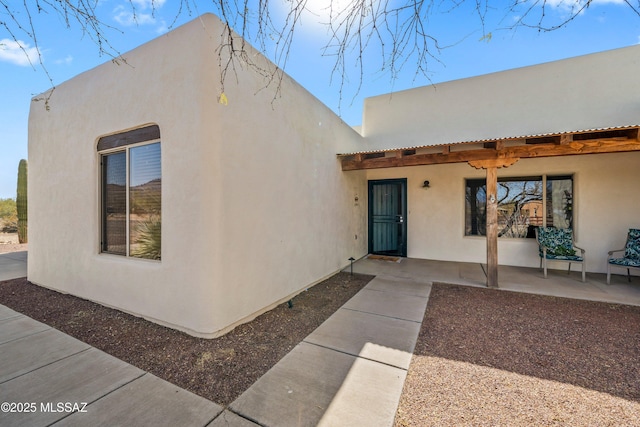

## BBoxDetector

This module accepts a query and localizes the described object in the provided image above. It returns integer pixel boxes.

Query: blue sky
[1,0,639,199]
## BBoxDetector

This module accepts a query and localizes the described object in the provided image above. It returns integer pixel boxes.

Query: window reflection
[102,152,126,255]
[129,143,161,260]
[465,175,573,238]
[101,141,161,260]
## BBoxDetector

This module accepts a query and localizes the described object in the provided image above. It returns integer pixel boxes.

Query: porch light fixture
[422,180,430,188]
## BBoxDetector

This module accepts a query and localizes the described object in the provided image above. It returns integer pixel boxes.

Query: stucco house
[28,13,640,337]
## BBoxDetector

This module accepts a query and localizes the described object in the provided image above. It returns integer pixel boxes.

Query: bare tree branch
[2,0,639,113]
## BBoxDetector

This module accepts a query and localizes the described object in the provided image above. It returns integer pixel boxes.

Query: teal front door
[368,179,407,257]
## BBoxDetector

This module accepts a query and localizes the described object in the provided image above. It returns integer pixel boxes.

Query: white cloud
[113,6,155,26]
[133,0,167,9]
[113,0,167,26]
[55,55,74,65]
[0,39,40,67]
[542,0,587,14]
[544,0,626,12]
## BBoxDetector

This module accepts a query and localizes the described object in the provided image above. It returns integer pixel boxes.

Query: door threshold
[367,254,403,263]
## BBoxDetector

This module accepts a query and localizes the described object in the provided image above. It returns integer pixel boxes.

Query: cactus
[16,159,27,244]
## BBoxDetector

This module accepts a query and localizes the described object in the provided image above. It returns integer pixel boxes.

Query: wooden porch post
[486,166,498,287]
[469,157,520,288]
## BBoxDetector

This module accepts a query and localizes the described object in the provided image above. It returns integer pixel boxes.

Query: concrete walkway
[2,252,639,426]
[0,251,27,281]
[0,251,430,426]
[228,275,430,426]
[0,305,224,426]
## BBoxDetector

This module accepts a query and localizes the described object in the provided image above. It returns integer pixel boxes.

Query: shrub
[131,215,161,260]
[16,160,27,243]
[0,198,18,232]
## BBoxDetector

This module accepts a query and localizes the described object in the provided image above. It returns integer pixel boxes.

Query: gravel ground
[3,247,639,425]
[0,242,26,254]
[395,283,640,426]
[0,272,373,406]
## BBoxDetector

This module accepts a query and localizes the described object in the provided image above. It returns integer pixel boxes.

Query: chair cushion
[538,227,576,257]
[545,254,583,261]
[624,229,640,260]
[609,257,640,267]
[547,245,577,257]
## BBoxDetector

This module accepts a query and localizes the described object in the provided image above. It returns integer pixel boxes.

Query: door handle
[396,215,404,223]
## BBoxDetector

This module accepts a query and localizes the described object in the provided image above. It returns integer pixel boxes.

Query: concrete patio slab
[229,341,406,427]
[0,347,144,427]
[350,256,486,287]
[484,265,640,306]
[342,287,428,322]
[304,308,421,369]
[0,328,90,383]
[0,315,50,344]
[207,410,261,426]
[56,373,223,427]
[348,257,640,306]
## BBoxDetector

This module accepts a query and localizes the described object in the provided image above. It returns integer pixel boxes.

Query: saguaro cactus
[16,159,27,243]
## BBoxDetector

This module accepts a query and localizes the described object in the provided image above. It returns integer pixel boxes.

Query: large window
[99,126,161,260]
[465,175,573,238]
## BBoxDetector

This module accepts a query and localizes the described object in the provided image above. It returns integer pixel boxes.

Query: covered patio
[347,256,640,307]
[340,126,640,288]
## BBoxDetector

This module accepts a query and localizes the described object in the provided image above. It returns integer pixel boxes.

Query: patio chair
[606,228,640,285]
[536,227,586,282]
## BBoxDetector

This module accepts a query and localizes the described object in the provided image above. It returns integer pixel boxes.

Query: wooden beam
[468,158,519,169]
[341,138,640,171]
[560,134,573,145]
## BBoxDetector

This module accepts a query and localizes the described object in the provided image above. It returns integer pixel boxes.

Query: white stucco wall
[358,44,640,275]
[361,44,640,150]
[365,151,640,274]
[29,14,367,337]
[197,17,368,332]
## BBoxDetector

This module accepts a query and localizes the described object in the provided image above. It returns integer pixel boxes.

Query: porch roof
[339,125,640,171]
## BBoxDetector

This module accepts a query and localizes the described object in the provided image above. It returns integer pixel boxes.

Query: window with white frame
[465,175,573,238]
[98,125,161,260]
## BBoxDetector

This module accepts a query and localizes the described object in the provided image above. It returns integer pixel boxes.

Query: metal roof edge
[336,125,640,156]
